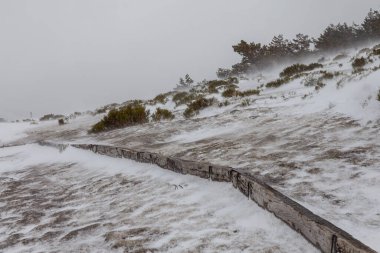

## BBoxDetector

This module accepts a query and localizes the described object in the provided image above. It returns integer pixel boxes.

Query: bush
[183,97,214,118]
[172,92,197,106]
[153,94,168,104]
[207,80,230,93]
[266,77,291,88]
[151,108,175,121]
[373,49,380,55]
[222,86,238,97]
[240,98,251,107]
[216,68,232,79]
[280,63,323,78]
[320,71,334,79]
[90,104,149,133]
[238,89,260,97]
[352,57,366,68]
[377,90,380,101]
[40,114,65,121]
[218,100,230,107]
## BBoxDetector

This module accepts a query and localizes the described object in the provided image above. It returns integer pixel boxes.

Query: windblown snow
[2,44,380,252]
[0,145,317,252]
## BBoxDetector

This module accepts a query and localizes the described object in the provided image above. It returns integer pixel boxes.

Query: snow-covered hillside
[2,44,380,252]
[0,144,318,253]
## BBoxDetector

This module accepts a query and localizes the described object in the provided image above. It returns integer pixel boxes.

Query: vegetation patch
[222,86,239,97]
[280,63,323,78]
[40,114,65,121]
[151,108,175,121]
[377,89,380,101]
[373,48,380,56]
[352,57,366,68]
[183,97,215,118]
[238,89,260,97]
[240,98,251,107]
[266,77,292,88]
[172,92,198,107]
[90,104,149,133]
[207,80,230,93]
[153,93,168,104]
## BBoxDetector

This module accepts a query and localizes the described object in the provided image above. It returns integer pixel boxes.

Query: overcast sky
[1,0,379,120]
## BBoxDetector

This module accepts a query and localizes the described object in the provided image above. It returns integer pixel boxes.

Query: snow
[0,144,317,252]
[3,44,380,252]
[0,122,40,145]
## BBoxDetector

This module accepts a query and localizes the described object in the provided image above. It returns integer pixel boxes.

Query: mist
[1,0,379,120]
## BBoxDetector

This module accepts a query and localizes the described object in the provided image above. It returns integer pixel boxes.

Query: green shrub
[40,114,65,121]
[238,89,260,97]
[266,77,291,88]
[240,98,251,107]
[373,49,380,55]
[280,63,323,78]
[90,104,149,133]
[377,90,380,101]
[315,82,326,90]
[218,100,230,107]
[183,97,214,118]
[153,93,168,104]
[207,80,230,93]
[172,92,198,106]
[320,71,334,80]
[151,108,175,121]
[222,86,238,97]
[352,57,366,68]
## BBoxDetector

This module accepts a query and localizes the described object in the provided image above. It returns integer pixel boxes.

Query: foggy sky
[1,0,379,120]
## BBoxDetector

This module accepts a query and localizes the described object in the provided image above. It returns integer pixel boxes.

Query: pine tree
[362,9,380,40]
[185,74,194,86]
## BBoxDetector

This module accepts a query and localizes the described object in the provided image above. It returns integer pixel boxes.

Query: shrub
[177,74,194,89]
[58,119,65,125]
[377,89,380,101]
[240,98,251,107]
[222,86,238,97]
[218,100,230,107]
[352,57,366,68]
[216,68,232,79]
[373,49,380,55]
[280,63,323,78]
[183,97,214,118]
[320,71,334,80]
[90,104,149,133]
[238,89,260,97]
[151,108,175,121]
[40,114,65,121]
[315,82,326,90]
[266,77,291,88]
[172,92,197,106]
[207,80,230,93]
[153,94,167,104]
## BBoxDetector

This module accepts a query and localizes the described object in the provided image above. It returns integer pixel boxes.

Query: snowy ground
[0,144,317,253]
[2,45,380,251]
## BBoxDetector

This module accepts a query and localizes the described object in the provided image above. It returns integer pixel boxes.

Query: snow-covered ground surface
[3,44,380,251]
[0,144,317,253]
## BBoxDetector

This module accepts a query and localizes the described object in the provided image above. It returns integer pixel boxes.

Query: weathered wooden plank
[210,165,232,182]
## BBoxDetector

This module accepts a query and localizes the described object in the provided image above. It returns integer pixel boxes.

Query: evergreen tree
[185,74,194,86]
[362,9,380,40]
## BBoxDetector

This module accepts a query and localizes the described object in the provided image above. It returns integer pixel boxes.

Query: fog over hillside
[1,0,379,120]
